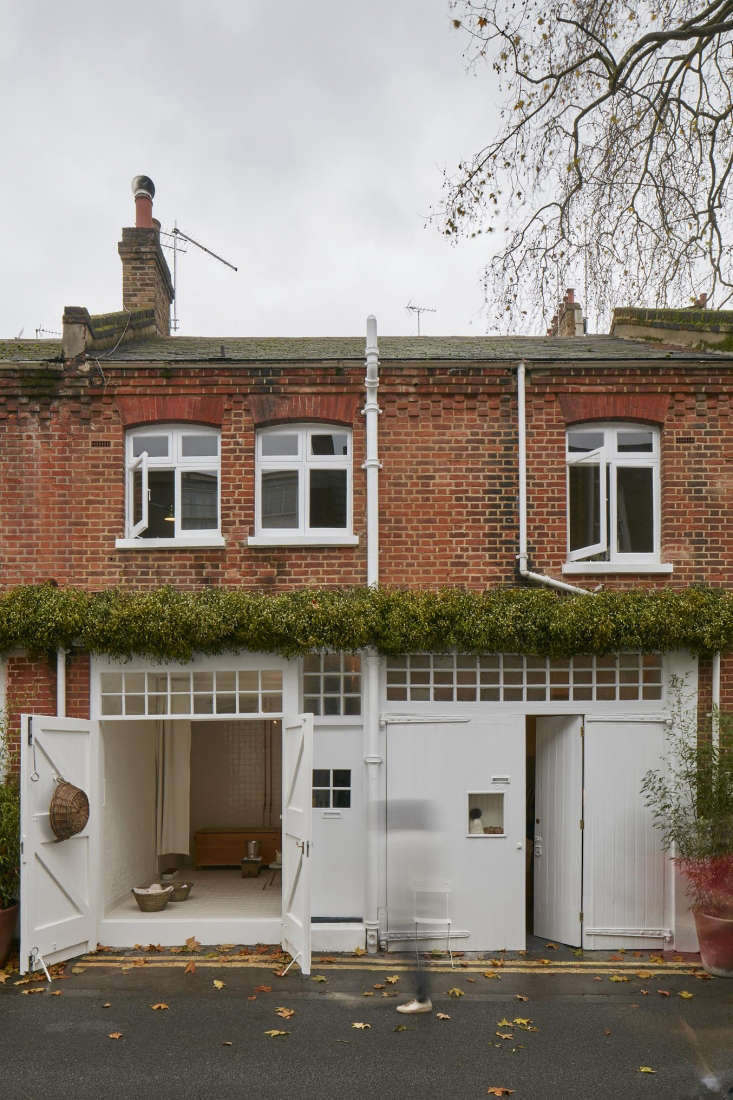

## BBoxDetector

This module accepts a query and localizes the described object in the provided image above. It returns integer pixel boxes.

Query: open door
[20,715,99,975]
[281,714,313,976]
[533,715,583,947]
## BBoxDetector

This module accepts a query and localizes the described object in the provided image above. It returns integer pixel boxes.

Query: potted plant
[0,719,20,968]
[642,694,733,977]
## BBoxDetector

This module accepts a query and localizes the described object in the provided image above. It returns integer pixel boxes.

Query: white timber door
[281,714,313,976]
[583,718,668,949]
[386,715,526,951]
[20,715,99,974]
[533,715,584,947]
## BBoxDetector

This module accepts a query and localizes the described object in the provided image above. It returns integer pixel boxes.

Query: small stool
[241,857,262,878]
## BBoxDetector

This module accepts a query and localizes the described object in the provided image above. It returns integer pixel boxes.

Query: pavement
[1,941,731,1100]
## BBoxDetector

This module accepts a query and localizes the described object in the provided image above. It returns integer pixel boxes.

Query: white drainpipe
[362,316,383,952]
[712,651,721,747]
[56,647,66,717]
[516,360,590,596]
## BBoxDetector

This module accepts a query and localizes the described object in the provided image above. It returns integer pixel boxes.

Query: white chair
[413,882,454,968]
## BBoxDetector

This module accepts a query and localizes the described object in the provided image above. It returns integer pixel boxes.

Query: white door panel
[386,715,525,951]
[281,714,313,975]
[20,715,99,974]
[533,716,583,946]
[583,719,667,949]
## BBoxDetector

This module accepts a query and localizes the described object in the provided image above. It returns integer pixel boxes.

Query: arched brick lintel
[249,393,360,428]
[115,395,226,428]
[558,393,670,425]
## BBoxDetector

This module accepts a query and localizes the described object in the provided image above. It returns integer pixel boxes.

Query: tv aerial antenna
[406,300,436,336]
[160,223,238,333]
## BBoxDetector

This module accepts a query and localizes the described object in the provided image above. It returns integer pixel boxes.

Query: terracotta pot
[694,910,733,978]
[0,902,18,968]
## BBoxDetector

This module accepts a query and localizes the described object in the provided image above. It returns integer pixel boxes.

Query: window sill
[247,534,359,547]
[562,561,673,575]
[115,536,227,550]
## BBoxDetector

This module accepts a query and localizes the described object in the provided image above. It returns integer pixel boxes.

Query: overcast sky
[1,1,506,340]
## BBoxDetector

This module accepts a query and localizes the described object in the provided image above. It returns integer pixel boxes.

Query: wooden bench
[194,828,280,868]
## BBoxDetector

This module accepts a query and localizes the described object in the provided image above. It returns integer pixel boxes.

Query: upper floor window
[252,424,356,545]
[123,425,221,543]
[566,424,660,565]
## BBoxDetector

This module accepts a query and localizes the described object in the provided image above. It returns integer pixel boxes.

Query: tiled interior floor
[106,868,282,920]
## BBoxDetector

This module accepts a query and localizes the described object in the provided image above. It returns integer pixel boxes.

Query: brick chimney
[547,288,585,337]
[117,175,173,337]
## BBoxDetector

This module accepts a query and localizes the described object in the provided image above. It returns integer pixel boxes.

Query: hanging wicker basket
[49,778,89,841]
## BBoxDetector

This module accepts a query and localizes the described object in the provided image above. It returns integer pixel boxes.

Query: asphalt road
[1,951,731,1100]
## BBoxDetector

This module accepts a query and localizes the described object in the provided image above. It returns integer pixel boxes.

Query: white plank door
[533,715,583,947]
[583,718,668,949]
[386,715,526,951]
[20,715,99,974]
[281,714,313,976]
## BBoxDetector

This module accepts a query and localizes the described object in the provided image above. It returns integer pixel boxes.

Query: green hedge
[0,584,729,661]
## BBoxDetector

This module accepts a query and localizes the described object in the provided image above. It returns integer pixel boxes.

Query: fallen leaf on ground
[604,1028,612,1037]
[169,946,185,955]
[49,990,62,997]
[394,1024,408,1032]
[248,996,257,1001]
[213,980,225,990]
[447,987,464,997]
[222,1041,233,1046]
[103,1003,111,1008]
[362,991,374,997]
[648,955,664,964]
[352,1022,372,1030]
[466,977,477,984]
[635,971,653,979]
[497,1018,513,1027]
[184,962,196,975]
[185,937,200,951]
[639,1066,656,1074]
[0,972,10,984]
[640,989,649,995]
[108,1032,123,1040]
[678,990,694,999]
[545,943,559,950]
[572,948,583,957]
[483,971,501,980]
[311,975,327,983]
[657,989,670,997]
[373,984,385,990]
[22,988,45,995]
[593,976,603,982]
[151,1003,168,1011]
[353,947,366,956]
[264,1029,289,1038]
[436,1013,451,1020]
[254,985,272,993]
[609,975,629,983]
[275,1007,295,1019]
[513,1018,531,1027]
[538,958,551,966]
[385,976,399,984]
[146,944,162,953]
[219,944,234,950]
[514,994,528,1002]
[496,1032,514,1040]
[71,966,86,974]
[487,1089,514,1096]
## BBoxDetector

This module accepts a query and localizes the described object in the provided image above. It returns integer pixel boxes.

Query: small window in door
[312,768,351,808]
[467,792,504,835]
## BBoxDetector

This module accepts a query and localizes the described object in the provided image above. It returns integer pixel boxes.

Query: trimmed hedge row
[0,584,730,661]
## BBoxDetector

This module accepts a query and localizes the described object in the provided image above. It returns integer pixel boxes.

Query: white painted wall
[102,721,157,909]
[312,725,364,919]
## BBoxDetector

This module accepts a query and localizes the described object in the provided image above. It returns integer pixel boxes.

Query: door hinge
[579,911,584,922]
[579,819,584,830]
[27,716,33,745]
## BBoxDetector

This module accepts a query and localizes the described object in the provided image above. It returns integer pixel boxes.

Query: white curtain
[156,721,191,855]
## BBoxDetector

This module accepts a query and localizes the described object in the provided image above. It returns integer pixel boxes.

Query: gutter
[516,360,590,596]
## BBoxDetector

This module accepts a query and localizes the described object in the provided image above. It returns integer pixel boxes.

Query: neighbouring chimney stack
[118,175,173,336]
[548,288,585,336]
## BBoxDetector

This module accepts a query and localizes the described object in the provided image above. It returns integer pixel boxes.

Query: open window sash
[567,447,607,561]
[128,451,149,538]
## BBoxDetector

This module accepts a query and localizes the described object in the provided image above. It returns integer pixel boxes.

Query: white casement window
[249,424,358,546]
[118,424,223,547]
[565,423,661,566]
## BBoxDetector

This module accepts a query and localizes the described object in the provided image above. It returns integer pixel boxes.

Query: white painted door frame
[281,714,314,975]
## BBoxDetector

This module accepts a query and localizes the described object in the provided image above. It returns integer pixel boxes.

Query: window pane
[616,467,654,552]
[313,769,330,787]
[262,433,299,456]
[567,431,603,452]
[132,434,168,458]
[311,432,349,456]
[181,471,218,530]
[182,434,218,457]
[333,769,351,788]
[568,464,600,550]
[262,470,299,528]
[333,789,351,808]
[313,789,330,808]
[617,430,653,453]
[309,470,347,528]
[143,470,175,537]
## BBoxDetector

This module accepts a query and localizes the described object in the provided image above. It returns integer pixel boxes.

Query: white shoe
[396,998,433,1014]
